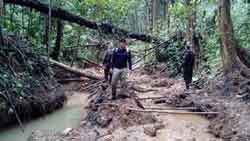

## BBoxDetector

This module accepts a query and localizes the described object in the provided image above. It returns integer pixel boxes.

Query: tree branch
[4,0,162,43]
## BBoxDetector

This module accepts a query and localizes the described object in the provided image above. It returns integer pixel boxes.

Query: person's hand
[129,70,133,73]
[128,70,132,77]
[109,68,113,74]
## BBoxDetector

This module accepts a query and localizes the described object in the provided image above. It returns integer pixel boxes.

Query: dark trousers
[183,68,193,90]
[184,79,192,89]
[104,66,112,84]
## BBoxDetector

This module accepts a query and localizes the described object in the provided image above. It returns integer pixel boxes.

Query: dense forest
[1,0,250,141]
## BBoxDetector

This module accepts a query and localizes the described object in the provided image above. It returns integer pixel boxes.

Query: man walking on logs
[182,44,195,90]
[111,39,132,100]
[103,42,113,84]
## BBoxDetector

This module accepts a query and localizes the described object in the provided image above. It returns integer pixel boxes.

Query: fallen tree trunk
[128,108,219,115]
[49,58,101,80]
[81,57,103,68]
[137,96,168,100]
[4,0,162,43]
[57,78,90,83]
[144,107,197,110]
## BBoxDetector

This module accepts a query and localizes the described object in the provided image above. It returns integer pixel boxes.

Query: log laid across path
[128,108,219,115]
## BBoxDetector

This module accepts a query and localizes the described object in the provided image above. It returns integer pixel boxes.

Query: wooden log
[128,108,219,115]
[48,58,101,80]
[81,57,103,68]
[0,92,24,132]
[144,107,197,110]
[94,103,119,107]
[131,86,158,93]
[94,104,197,111]
[133,97,145,109]
[57,78,89,83]
[137,96,168,100]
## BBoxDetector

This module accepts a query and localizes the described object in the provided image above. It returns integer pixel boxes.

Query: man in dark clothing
[111,39,132,100]
[103,44,113,84]
[182,45,195,90]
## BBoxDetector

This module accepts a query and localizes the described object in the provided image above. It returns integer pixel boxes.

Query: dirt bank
[0,35,66,128]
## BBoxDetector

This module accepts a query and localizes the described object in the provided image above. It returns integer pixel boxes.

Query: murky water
[0,93,87,141]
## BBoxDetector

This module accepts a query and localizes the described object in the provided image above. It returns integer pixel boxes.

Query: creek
[0,93,87,141]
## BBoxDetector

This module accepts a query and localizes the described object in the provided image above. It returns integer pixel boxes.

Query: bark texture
[0,0,4,45]
[217,0,250,96]
[218,0,238,73]
[51,19,64,61]
[186,0,200,69]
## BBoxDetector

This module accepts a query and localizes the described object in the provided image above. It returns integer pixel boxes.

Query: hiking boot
[111,96,116,100]
[112,87,116,100]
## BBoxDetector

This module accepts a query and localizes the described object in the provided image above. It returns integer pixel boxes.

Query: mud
[162,76,250,141]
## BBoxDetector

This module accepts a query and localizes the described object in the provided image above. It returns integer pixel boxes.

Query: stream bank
[0,92,88,141]
[0,35,66,129]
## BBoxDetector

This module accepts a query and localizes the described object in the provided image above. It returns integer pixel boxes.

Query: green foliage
[2,0,250,75]
[162,41,184,76]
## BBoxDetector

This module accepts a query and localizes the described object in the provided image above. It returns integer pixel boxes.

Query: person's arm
[103,51,108,65]
[111,49,115,69]
[128,50,132,70]
[180,51,186,69]
[192,53,195,68]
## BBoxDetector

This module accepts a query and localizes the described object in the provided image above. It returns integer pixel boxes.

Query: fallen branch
[94,103,119,107]
[128,108,219,115]
[48,58,101,80]
[131,86,158,93]
[57,78,89,83]
[133,97,145,109]
[137,96,168,100]
[81,57,103,68]
[84,80,105,91]
[144,107,197,110]
[94,103,197,111]
[0,92,24,132]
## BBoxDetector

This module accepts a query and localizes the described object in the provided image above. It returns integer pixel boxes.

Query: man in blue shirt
[111,39,132,100]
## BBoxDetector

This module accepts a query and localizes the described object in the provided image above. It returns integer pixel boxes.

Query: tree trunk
[218,0,246,96]
[3,0,162,44]
[0,0,3,16]
[152,0,161,61]
[166,0,171,33]
[44,14,49,48]
[0,0,4,45]
[163,0,166,20]
[218,0,239,73]
[48,58,101,80]
[152,0,160,28]
[51,19,64,61]
[186,1,200,69]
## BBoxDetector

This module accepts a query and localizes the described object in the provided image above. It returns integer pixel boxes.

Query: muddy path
[29,69,221,141]
[116,72,221,141]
